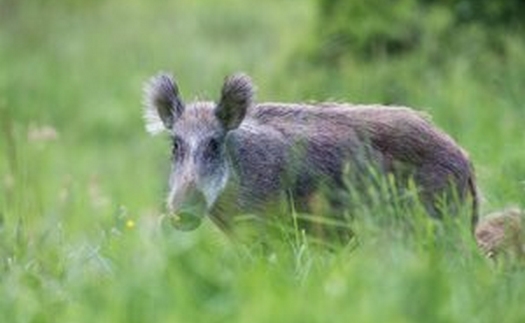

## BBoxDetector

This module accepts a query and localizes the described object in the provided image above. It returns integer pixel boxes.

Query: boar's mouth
[168,205,207,231]
[166,182,210,231]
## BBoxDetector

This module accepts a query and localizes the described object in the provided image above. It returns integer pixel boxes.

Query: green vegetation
[313,0,525,61]
[1,0,525,322]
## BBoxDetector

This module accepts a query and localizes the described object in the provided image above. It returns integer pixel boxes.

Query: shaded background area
[1,0,525,322]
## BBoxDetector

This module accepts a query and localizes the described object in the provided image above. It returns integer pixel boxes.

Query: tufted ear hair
[215,73,254,131]
[143,72,184,135]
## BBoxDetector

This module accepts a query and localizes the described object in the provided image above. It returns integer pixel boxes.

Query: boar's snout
[167,184,207,231]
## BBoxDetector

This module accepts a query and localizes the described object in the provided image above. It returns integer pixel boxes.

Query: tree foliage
[314,0,525,63]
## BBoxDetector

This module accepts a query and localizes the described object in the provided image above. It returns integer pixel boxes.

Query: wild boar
[475,208,524,261]
[143,72,478,237]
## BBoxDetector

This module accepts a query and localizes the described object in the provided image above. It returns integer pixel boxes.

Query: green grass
[2,0,525,322]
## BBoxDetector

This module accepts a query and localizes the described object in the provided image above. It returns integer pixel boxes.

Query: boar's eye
[204,137,221,159]
[172,137,183,158]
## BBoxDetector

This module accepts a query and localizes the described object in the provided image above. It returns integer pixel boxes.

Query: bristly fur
[142,71,479,238]
[475,208,524,259]
[143,73,184,135]
[216,73,255,130]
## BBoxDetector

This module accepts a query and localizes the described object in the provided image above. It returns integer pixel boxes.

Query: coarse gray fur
[143,72,479,234]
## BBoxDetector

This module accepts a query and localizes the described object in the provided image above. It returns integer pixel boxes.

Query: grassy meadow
[1,0,525,322]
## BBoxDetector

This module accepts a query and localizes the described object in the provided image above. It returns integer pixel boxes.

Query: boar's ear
[143,73,185,135]
[215,73,254,131]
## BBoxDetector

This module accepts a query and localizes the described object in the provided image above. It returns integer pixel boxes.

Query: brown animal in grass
[475,208,524,261]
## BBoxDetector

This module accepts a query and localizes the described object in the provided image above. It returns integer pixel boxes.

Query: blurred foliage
[313,0,525,63]
[433,0,525,26]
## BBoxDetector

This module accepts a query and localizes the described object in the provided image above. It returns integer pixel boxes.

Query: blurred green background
[1,0,525,322]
